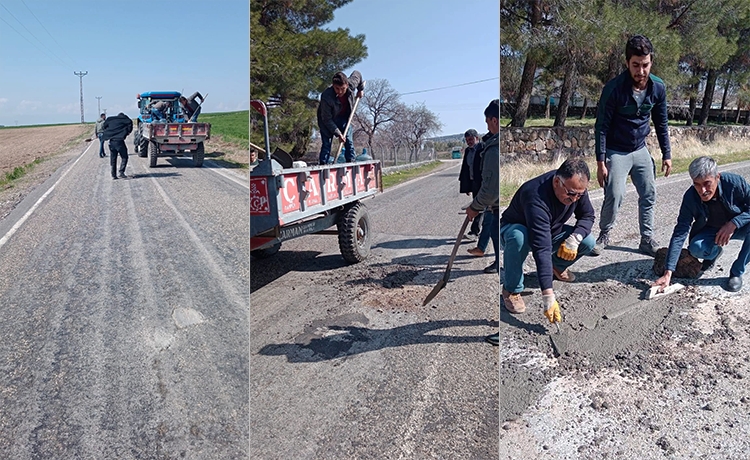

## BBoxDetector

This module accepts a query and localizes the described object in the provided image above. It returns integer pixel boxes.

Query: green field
[200,111,248,144]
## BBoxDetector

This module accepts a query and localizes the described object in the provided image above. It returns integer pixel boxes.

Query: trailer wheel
[193,142,204,167]
[251,242,281,259]
[338,202,371,263]
[149,141,158,167]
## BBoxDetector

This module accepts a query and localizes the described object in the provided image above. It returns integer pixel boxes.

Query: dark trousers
[109,139,128,177]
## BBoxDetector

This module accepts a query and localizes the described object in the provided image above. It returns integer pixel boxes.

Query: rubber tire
[193,142,204,167]
[136,125,148,157]
[251,242,281,259]
[149,141,158,167]
[338,202,371,264]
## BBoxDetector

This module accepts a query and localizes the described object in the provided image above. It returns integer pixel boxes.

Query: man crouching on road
[499,158,596,324]
[653,156,750,293]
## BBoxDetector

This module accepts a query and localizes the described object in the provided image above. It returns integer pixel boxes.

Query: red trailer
[250,100,382,263]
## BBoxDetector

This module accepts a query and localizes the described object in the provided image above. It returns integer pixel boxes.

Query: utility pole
[96,96,102,115]
[74,71,88,123]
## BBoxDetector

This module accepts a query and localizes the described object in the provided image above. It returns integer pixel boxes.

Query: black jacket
[458,142,485,195]
[316,71,364,138]
[102,113,133,141]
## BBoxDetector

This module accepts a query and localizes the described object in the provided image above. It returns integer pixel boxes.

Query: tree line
[501,0,750,127]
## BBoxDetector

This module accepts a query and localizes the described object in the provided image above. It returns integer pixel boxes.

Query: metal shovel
[423,215,471,306]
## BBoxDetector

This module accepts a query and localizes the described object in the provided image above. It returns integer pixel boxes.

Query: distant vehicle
[451,146,462,159]
[134,91,211,167]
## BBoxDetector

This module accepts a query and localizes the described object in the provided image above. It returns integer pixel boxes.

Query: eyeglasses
[556,176,586,198]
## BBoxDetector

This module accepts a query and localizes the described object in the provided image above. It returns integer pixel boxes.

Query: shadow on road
[129,172,182,179]
[256,319,499,362]
[250,251,348,292]
[374,237,458,250]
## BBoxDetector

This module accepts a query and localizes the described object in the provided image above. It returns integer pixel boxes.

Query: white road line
[147,173,247,310]
[204,160,249,189]
[0,141,93,250]
[385,160,461,193]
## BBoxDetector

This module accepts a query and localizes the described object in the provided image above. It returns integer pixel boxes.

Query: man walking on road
[459,129,485,241]
[463,100,499,345]
[102,112,133,180]
[317,70,364,165]
[498,158,596,337]
[653,157,750,293]
[590,34,672,257]
[95,113,106,158]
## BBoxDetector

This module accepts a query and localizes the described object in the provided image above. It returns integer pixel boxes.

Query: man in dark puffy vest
[102,112,133,179]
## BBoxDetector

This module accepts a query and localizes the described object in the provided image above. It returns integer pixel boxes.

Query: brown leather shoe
[467,247,484,257]
[553,267,576,282]
[502,289,526,314]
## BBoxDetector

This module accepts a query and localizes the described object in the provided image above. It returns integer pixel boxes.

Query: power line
[20,0,79,68]
[399,77,500,96]
[0,3,70,69]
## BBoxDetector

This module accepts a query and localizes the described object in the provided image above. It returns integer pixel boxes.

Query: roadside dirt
[0,124,248,222]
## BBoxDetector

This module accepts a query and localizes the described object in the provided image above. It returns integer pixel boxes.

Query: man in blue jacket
[590,35,672,258]
[653,156,750,293]
[499,158,596,325]
[317,70,364,165]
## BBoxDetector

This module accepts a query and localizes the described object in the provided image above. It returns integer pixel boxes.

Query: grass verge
[0,158,42,188]
[501,137,750,205]
[382,161,442,189]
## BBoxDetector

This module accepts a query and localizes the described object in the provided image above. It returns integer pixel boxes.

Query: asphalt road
[250,160,500,458]
[0,138,249,458]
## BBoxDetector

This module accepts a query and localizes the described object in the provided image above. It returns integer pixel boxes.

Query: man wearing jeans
[94,113,106,157]
[653,156,750,293]
[316,70,364,165]
[499,158,595,328]
[590,34,672,257]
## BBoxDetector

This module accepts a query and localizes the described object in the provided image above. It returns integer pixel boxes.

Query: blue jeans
[151,109,167,122]
[500,223,595,293]
[477,211,494,253]
[319,115,354,164]
[688,225,750,277]
[98,133,105,156]
[189,106,201,122]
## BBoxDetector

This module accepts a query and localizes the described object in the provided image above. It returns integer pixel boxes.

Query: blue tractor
[134,91,211,167]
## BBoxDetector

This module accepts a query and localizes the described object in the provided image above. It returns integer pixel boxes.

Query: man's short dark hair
[626,35,654,61]
[484,99,499,119]
[332,72,348,86]
[556,157,590,181]
[464,129,478,138]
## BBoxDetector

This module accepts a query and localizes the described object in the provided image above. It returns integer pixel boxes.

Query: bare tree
[353,79,401,154]
[400,103,442,162]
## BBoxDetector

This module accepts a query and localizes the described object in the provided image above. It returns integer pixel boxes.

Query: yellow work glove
[542,294,562,324]
[557,233,583,261]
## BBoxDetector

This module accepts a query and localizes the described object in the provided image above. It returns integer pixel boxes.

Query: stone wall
[500,125,750,164]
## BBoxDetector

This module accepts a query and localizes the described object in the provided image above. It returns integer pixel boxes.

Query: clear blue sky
[326,0,499,137]
[0,0,248,126]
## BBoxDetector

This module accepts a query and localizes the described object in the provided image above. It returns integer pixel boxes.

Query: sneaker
[118,173,128,179]
[589,231,609,256]
[112,176,118,180]
[701,246,723,272]
[484,262,498,274]
[467,247,484,257]
[727,275,743,292]
[463,232,478,241]
[638,237,659,257]
[485,332,499,346]
[502,289,526,313]
[552,267,576,282]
